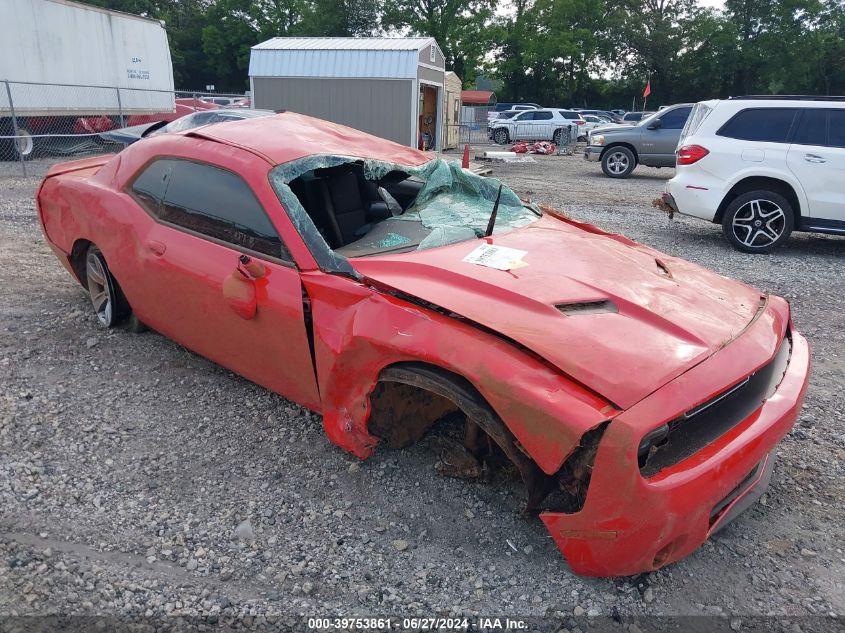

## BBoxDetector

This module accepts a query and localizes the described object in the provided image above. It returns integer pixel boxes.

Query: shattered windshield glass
[269,155,540,264]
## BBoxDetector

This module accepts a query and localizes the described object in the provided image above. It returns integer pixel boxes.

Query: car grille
[640,332,792,477]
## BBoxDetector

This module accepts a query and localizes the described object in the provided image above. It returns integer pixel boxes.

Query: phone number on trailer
[307,617,471,630]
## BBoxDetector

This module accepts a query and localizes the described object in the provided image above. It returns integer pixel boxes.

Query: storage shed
[249,37,447,150]
[443,71,463,150]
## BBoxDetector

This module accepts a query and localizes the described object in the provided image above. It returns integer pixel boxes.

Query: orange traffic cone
[462,144,470,169]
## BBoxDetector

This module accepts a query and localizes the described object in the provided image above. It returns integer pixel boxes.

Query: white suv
[663,96,845,253]
[489,108,582,145]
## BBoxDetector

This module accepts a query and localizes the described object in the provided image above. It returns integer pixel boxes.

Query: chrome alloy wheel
[731,199,787,249]
[605,150,630,175]
[85,250,114,326]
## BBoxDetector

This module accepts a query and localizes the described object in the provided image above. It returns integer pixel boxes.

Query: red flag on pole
[643,80,652,98]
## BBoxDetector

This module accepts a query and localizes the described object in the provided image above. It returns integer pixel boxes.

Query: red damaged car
[36,113,810,576]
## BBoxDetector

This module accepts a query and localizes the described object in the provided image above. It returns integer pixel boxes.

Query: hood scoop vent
[555,300,618,316]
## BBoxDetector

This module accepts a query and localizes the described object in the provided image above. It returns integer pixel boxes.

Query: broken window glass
[269,155,541,269]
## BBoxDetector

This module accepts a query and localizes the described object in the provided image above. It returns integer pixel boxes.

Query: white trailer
[0,0,175,159]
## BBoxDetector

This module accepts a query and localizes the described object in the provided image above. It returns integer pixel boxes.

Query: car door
[512,111,534,140]
[641,106,691,165]
[529,111,553,140]
[127,153,321,410]
[786,108,845,223]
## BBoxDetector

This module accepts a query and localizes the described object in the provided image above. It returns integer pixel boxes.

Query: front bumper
[540,302,811,576]
[583,146,602,162]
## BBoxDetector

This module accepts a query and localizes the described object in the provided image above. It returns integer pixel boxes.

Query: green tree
[300,0,381,36]
[381,0,495,83]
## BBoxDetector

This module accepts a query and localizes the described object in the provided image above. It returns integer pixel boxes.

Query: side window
[534,111,553,120]
[515,111,535,121]
[793,109,827,146]
[717,108,798,143]
[827,110,845,148]
[131,159,172,215]
[131,159,290,261]
[658,106,691,129]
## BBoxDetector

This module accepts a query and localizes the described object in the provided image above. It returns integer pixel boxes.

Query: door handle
[146,240,166,256]
[804,154,826,164]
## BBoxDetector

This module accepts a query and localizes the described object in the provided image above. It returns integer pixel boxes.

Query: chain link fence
[442,123,497,152]
[0,79,247,176]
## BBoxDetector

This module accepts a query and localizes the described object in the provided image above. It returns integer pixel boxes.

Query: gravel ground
[1,151,843,629]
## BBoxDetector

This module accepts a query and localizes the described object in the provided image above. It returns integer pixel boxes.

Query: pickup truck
[584,104,692,178]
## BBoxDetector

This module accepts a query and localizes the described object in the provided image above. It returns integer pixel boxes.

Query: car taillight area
[677,144,710,165]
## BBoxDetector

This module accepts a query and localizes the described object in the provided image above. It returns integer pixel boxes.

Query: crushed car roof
[187,111,432,168]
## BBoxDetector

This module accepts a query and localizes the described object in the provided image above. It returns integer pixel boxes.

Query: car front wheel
[721,190,794,253]
[601,147,636,178]
[493,128,509,145]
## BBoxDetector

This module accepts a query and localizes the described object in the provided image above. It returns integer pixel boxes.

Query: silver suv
[489,108,582,145]
[584,104,692,178]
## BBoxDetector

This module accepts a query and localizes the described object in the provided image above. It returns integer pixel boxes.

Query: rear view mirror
[647,119,662,130]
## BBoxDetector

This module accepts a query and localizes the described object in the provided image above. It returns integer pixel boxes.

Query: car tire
[553,129,562,144]
[122,313,148,334]
[84,245,128,327]
[493,128,509,145]
[721,190,794,253]
[601,146,636,178]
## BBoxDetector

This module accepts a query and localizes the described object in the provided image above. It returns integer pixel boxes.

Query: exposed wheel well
[70,239,93,287]
[367,361,607,513]
[69,239,132,320]
[600,143,638,162]
[715,177,802,224]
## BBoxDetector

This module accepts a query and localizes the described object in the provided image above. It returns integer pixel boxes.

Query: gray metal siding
[418,43,445,68]
[418,66,445,85]
[253,77,413,146]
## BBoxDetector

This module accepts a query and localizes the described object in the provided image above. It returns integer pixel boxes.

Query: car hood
[595,124,638,134]
[352,215,764,410]
[98,122,161,144]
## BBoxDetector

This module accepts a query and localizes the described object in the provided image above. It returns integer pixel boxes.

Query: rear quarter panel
[37,153,151,301]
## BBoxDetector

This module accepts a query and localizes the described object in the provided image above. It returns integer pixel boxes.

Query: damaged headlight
[591,134,606,146]
[637,423,670,466]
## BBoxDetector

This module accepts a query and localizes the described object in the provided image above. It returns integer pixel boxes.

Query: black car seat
[324,170,370,245]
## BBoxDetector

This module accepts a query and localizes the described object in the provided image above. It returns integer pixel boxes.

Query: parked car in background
[488,103,541,122]
[662,96,845,253]
[37,111,810,577]
[584,104,693,178]
[486,110,521,133]
[99,109,274,146]
[581,114,617,135]
[201,96,248,107]
[622,111,655,123]
[489,108,582,144]
[577,109,624,123]
[494,102,542,112]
